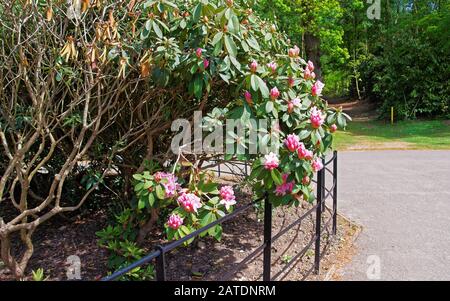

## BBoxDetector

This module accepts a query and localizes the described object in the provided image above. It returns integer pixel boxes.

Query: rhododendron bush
[0,0,349,279]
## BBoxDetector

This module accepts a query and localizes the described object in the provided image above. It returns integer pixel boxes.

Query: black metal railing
[102,151,338,281]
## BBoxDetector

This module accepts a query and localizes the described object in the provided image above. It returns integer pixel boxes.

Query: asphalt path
[336,150,450,280]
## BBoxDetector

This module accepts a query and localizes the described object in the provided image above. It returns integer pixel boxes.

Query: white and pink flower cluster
[263,152,279,170]
[154,171,180,198]
[167,214,183,230]
[267,61,277,73]
[310,106,326,129]
[304,60,316,80]
[287,98,301,113]
[311,80,325,97]
[283,134,323,171]
[288,45,300,58]
[177,192,202,213]
[219,186,236,210]
[275,174,295,196]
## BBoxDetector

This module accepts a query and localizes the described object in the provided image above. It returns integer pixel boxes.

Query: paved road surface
[336,150,450,280]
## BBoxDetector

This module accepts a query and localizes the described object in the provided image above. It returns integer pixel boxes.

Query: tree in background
[256,0,349,83]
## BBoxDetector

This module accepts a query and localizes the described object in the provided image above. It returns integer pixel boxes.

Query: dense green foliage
[366,2,450,119]
[255,0,450,119]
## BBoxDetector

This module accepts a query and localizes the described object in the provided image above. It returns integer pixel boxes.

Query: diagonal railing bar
[272,233,316,281]
[271,204,318,242]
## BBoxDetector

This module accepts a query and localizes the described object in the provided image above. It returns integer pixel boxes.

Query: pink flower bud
[284,134,300,152]
[270,87,280,100]
[244,91,253,104]
[302,175,310,185]
[307,60,315,71]
[196,48,203,58]
[288,76,295,87]
[330,124,338,133]
[288,45,300,58]
[287,102,294,114]
[267,61,277,73]
[203,58,209,69]
[249,60,258,73]
[297,143,313,161]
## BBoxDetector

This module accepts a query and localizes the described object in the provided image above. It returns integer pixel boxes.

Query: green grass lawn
[333,119,450,151]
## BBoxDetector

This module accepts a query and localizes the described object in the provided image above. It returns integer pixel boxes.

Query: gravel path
[336,150,450,280]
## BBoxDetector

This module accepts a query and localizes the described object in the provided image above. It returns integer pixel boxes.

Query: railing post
[218,161,221,177]
[332,151,338,235]
[263,194,272,281]
[321,157,326,213]
[314,166,324,274]
[155,245,166,281]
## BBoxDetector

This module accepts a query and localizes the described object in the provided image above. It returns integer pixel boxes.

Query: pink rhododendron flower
[304,68,316,80]
[292,98,301,107]
[249,60,258,73]
[288,76,295,87]
[270,87,280,100]
[264,152,279,170]
[275,174,295,196]
[267,61,277,73]
[307,60,315,71]
[312,158,324,172]
[220,186,235,201]
[288,45,300,58]
[178,193,202,213]
[330,124,338,133]
[284,134,300,152]
[196,48,203,58]
[154,172,179,198]
[310,106,325,129]
[203,58,209,69]
[311,80,325,96]
[167,214,183,230]
[219,186,236,210]
[297,143,313,160]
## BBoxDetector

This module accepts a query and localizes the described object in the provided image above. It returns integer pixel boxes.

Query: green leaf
[193,3,202,22]
[138,198,146,210]
[250,74,259,91]
[265,101,274,113]
[155,185,165,199]
[152,21,163,38]
[224,35,237,57]
[193,76,203,99]
[211,32,223,46]
[257,77,269,98]
[271,169,283,186]
[246,35,260,51]
[200,212,214,227]
[148,193,155,206]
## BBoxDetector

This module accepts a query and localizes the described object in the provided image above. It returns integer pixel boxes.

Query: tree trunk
[136,208,159,244]
[304,32,322,81]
